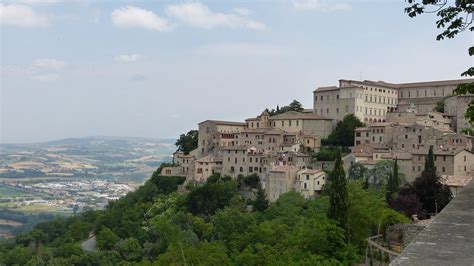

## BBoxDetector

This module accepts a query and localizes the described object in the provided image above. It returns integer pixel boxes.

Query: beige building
[445,94,474,133]
[268,111,334,138]
[396,79,473,113]
[313,79,399,123]
[194,155,222,183]
[221,146,264,179]
[197,120,246,157]
[411,148,474,179]
[296,169,326,199]
[313,78,474,124]
[264,165,300,202]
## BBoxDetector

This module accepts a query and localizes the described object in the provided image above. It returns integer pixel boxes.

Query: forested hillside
[0,165,407,265]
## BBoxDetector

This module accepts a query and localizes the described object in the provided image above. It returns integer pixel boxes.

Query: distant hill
[0,136,177,180]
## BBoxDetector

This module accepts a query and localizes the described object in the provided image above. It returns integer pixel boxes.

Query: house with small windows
[412,148,474,178]
[296,169,326,199]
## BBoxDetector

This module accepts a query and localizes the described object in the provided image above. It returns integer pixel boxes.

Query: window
[327,108,329,114]
[336,94,339,99]
[321,96,323,100]
[239,167,243,172]
[442,167,445,173]
[282,121,284,126]
[336,108,339,114]
[289,120,292,126]
[306,175,309,180]
[304,183,307,189]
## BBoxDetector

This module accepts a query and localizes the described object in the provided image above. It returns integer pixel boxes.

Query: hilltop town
[162,78,474,200]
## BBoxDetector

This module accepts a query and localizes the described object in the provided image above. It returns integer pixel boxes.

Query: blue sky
[1,0,472,143]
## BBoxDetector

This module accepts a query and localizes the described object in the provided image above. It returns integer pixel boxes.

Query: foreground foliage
[0,168,406,265]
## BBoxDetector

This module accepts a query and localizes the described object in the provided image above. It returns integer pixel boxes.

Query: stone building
[264,165,300,202]
[313,79,399,123]
[197,120,246,157]
[313,78,473,124]
[445,94,474,133]
[295,169,326,199]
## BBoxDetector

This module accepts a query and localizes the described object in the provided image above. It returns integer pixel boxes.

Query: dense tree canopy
[175,130,198,155]
[0,160,413,266]
[324,114,365,147]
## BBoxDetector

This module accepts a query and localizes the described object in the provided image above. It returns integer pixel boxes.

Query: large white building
[313,78,474,126]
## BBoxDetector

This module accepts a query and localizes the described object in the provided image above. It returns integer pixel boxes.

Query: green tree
[288,100,304,112]
[433,99,445,113]
[96,226,120,251]
[325,114,365,146]
[115,237,142,261]
[267,100,304,116]
[175,130,198,155]
[348,162,367,180]
[386,158,400,201]
[211,207,255,251]
[425,146,435,172]
[412,146,453,214]
[405,0,474,124]
[327,150,349,230]
[253,187,269,212]
[186,178,238,216]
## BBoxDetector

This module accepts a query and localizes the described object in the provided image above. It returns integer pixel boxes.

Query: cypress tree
[328,149,349,229]
[386,158,400,202]
[253,187,269,212]
[424,145,435,172]
[392,157,399,194]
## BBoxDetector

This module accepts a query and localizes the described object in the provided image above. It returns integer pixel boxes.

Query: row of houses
[162,78,474,201]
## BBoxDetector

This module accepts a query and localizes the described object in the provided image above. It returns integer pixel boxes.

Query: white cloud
[30,73,60,82]
[293,0,351,12]
[2,58,67,82]
[195,43,288,57]
[32,58,67,70]
[111,6,171,32]
[232,8,252,16]
[166,2,266,30]
[114,53,143,63]
[0,4,50,27]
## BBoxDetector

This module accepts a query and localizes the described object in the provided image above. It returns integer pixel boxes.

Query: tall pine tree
[412,145,452,214]
[328,149,349,229]
[386,158,400,201]
[253,187,269,212]
[425,146,435,172]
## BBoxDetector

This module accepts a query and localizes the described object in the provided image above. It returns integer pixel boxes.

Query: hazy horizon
[2,0,472,144]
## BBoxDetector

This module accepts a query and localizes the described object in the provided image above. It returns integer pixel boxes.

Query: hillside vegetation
[0,167,407,265]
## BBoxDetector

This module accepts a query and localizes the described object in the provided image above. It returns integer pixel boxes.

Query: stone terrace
[390,180,474,265]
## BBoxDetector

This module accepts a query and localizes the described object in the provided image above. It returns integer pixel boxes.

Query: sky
[1,0,472,144]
